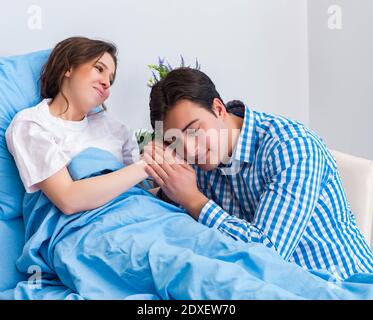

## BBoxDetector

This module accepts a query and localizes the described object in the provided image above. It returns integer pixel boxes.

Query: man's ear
[212,98,227,118]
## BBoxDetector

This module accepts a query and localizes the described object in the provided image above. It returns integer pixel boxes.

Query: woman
[6,36,149,214]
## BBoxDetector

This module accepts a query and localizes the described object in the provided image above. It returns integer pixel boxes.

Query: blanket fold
[7,147,373,300]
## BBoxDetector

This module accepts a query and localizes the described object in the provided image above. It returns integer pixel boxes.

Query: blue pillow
[0,50,105,220]
[0,218,27,292]
[0,50,51,220]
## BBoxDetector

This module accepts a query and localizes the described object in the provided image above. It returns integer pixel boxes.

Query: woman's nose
[101,76,110,89]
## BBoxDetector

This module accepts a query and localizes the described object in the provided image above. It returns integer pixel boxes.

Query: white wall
[308,0,373,160]
[0,0,309,131]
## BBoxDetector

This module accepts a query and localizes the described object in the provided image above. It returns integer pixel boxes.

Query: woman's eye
[95,65,103,72]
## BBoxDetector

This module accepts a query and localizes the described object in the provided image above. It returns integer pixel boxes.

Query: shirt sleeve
[121,124,140,166]
[5,119,71,193]
[198,136,327,260]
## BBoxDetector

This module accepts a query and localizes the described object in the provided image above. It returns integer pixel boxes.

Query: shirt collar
[41,98,89,131]
[232,105,257,164]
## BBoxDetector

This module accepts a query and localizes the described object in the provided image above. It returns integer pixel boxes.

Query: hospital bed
[1,50,373,296]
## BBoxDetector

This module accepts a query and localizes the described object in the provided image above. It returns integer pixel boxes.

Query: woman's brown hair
[40,36,118,116]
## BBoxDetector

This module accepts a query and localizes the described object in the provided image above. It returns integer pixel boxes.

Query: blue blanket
[5,148,373,300]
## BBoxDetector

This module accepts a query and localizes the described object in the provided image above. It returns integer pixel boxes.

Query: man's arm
[196,137,327,259]
[145,137,327,260]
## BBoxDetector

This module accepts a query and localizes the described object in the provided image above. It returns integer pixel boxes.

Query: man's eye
[167,136,178,144]
[187,128,199,136]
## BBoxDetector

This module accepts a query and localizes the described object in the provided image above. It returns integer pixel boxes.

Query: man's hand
[142,142,209,220]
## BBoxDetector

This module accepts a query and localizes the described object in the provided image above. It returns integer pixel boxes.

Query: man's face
[161,99,229,171]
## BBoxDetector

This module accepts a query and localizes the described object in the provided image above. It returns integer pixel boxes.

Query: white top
[5,99,140,193]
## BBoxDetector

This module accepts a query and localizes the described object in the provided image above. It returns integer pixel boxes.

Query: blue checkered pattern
[195,106,373,279]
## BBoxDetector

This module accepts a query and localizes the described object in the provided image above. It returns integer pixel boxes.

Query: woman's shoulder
[90,110,132,136]
[5,101,52,149]
[9,99,48,128]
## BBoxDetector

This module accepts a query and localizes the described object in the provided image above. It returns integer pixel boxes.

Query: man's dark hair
[149,67,225,129]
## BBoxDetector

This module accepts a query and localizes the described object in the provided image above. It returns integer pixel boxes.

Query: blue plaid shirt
[195,105,373,279]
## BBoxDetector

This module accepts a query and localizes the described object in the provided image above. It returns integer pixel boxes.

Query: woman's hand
[142,142,208,220]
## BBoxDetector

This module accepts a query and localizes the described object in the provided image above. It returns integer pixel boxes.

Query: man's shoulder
[254,110,335,165]
[254,110,309,143]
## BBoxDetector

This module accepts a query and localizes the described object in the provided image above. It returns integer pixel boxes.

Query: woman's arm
[36,160,148,215]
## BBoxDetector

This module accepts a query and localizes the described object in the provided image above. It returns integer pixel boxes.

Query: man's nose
[185,137,200,158]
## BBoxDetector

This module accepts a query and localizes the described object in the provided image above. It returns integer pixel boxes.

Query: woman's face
[63,52,116,113]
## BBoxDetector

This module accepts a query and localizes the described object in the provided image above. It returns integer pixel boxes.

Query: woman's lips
[93,87,104,97]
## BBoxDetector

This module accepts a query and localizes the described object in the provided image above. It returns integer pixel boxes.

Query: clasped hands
[141,141,208,220]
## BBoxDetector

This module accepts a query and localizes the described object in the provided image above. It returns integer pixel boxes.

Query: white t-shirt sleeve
[121,124,140,165]
[5,119,71,193]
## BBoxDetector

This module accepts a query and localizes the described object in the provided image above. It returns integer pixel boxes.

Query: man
[143,67,373,280]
